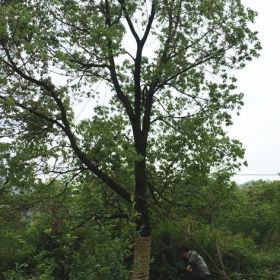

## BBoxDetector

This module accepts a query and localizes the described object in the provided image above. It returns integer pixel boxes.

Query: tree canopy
[0,0,263,279]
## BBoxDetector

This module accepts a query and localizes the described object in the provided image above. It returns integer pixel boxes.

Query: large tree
[0,0,260,278]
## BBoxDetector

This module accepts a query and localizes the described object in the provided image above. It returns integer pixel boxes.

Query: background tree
[150,179,280,280]
[0,0,260,278]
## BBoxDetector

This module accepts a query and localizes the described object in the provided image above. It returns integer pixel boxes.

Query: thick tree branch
[134,1,156,138]
[118,0,140,43]
[142,85,155,142]
[0,43,132,203]
[102,0,135,124]
[141,1,156,47]
[48,91,132,203]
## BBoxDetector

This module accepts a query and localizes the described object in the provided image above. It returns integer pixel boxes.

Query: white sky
[229,1,280,184]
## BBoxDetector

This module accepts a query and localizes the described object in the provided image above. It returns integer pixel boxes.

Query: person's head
[180,245,190,258]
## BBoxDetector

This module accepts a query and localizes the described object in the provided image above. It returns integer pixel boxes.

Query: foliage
[1,146,279,279]
[0,177,134,279]
[0,0,263,279]
[150,180,280,280]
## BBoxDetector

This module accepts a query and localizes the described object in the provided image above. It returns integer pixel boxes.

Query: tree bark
[132,157,151,279]
[132,236,151,280]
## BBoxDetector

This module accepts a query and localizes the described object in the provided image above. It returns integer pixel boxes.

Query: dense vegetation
[0,166,279,279]
[1,0,275,279]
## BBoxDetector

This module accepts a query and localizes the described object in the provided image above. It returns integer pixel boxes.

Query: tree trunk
[132,159,151,280]
[132,236,151,280]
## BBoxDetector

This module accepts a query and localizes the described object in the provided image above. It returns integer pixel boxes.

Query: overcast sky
[229,1,280,183]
